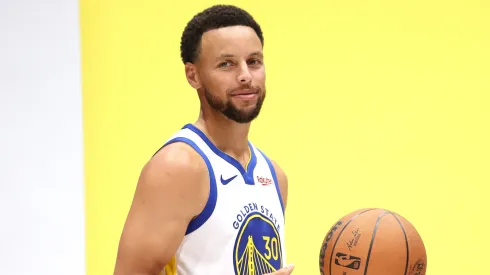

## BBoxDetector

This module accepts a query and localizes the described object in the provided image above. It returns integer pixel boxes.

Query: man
[113,5,294,275]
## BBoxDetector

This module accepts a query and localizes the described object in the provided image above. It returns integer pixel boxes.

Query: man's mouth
[231,89,258,99]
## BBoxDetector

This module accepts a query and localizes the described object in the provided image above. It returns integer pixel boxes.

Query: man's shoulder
[153,140,206,167]
[142,141,208,188]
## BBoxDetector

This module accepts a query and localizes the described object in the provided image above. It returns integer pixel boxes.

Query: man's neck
[194,111,251,160]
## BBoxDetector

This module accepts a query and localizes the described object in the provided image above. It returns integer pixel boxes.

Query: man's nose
[237,63,252,84]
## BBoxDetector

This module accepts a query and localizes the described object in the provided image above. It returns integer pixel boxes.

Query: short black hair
[180,5,264,64]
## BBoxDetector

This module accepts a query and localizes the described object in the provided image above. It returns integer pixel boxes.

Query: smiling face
[187,25,266,123]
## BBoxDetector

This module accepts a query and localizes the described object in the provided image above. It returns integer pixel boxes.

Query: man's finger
[267,264,295,274]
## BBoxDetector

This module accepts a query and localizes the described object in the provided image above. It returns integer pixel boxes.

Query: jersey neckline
[182,123,257,185]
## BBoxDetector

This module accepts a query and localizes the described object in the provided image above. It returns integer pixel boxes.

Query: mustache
[228,85,262,95]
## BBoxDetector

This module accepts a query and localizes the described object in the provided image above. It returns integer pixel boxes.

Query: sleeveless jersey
[160,124,286,275]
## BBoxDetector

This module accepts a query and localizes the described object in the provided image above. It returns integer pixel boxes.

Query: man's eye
[219,61,232,68]
[248,59,261,65]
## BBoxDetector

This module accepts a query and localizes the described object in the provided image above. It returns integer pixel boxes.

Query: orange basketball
[319,208,427,275]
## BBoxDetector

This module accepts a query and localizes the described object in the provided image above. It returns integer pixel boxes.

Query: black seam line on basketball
[391,212,410,275]
[328,208,377,275]
[363,211,389,275]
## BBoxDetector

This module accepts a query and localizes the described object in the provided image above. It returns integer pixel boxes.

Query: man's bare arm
[272,160,288,211]
[266,160,293,275]
[113,143,209,275]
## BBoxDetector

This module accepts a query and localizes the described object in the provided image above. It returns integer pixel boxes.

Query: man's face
[194,25,266,123]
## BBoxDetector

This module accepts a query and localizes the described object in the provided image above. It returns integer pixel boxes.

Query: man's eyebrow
[216,53,235,59]
[249,51,263,58]
[215,51,263,60]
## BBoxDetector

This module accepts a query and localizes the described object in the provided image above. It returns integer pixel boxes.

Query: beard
[203,86,266,124]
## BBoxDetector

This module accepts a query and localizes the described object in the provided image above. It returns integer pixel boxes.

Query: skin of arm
[265,160,294,275]
[113,142,210,275]
[271,160,288,211]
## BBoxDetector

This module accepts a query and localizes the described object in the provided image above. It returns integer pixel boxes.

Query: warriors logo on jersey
[233,207,283,275]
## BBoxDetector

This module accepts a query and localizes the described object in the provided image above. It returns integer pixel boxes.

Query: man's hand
[266,264,295,275]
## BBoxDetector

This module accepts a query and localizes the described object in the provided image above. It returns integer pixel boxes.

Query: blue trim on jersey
[162,137,218,235]
[257,149,285,215]
[183,124,257,185]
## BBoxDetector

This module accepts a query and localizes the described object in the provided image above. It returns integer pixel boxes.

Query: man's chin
[223,109,261,124]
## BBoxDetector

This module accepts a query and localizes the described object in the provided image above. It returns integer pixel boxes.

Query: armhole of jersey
[161,256,177,275]
[257,149,285,215]
[162,137,218,235]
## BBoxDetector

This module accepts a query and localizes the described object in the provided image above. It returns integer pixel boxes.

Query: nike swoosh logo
[220,175,238,185]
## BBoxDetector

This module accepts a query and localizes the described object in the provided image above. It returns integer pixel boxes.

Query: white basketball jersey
[160,124,286,275]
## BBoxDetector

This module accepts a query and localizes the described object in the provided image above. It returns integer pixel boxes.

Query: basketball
[319,208,427,275]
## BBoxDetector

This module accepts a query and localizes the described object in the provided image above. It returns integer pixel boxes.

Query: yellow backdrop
[81,0,489,274]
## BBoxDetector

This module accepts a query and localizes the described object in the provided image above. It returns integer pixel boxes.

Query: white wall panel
[0,1,85,274]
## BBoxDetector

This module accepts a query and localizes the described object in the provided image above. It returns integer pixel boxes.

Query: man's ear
[185,63,201,90]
